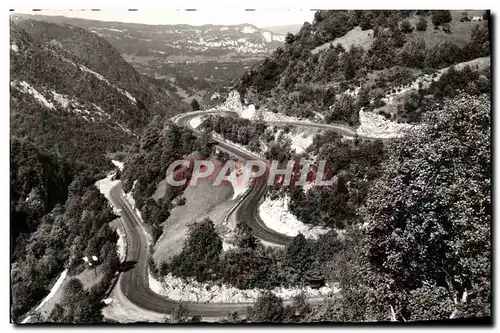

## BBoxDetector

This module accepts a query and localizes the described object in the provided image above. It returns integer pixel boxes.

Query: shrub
[248,292,285,322]
[190,98,200,111]
[415,16,427,31]
[431,10,452,27]
[400,20,414,34]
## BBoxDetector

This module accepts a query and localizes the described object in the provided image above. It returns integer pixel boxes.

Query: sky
[11,9,316,28]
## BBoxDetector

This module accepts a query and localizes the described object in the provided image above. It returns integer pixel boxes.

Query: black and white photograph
[8,6,492,325]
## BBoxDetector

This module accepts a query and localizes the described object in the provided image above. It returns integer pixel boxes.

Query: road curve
[109,183,253,318]
[175,110,296,245]
[109,181,325,319]
[174,110,364,246]
[109,109,360,320]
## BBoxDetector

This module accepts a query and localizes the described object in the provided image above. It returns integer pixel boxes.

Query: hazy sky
[12,9,316,27]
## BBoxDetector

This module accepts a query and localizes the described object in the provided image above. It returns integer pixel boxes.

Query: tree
[190,98,200,111]
[464,23,490,59]
[442,23,451,34]
[285,33,295,44]
[326,93,357,125]
[249,291,285,322]
[431,10,452,27]
[400,20,413,34]
[283,233,315,284]
[460,11,470,22]
[197,130,213,159]
[291,292,311,320]
[424,41,462,68]
[189,315,202,323]
[297,22,313,48]
[316,227,387,322]
[265,132,292,163]
[356,85,370,109]
[168,303,189,323]
[65,278,84,298]
[168,218,223,282]
[370,32,396,69]
[49,303,66,322]
[391,26,406,48]
[442,10,453,24]
[314,11,325,23]
[400,38,427,68]
[285,234,311,270]
[235,220,258,250]
[359,12,373,30]
[348,10,363,26]
[470,23,489,45]
[321,47,340,74]
[482,10,490,21]
[343,52,356,80]
[416,16,427,31]
[219,244,281,290]
[407,284,455,320]
[225,311,241,323]
[375,12,388,28]
[365,94,491,319]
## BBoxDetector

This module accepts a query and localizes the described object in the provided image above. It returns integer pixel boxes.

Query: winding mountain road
[174,109,363,246]
[108,109,362,321]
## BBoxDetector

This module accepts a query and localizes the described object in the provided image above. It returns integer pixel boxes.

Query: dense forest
[11,139,120,321]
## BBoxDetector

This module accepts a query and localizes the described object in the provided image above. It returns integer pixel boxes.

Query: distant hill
[261,24,304,35]
[11,14,285,59]
[11,13,287,107]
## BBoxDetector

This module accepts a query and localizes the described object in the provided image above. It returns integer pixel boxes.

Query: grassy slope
[153,181,234,265]
[312,27,375,53]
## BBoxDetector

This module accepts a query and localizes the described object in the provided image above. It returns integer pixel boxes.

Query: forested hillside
[10,18,189,169]
[10,139,120,321]
[236,10,490,124]
[10,18,187,322]
[12,13,285,110]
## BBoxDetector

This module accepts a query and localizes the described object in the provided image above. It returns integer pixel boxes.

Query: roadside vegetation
[154,219,340,291]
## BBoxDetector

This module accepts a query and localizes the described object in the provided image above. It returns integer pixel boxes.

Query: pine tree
[416,17,428,31]
[190,98,200,111]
